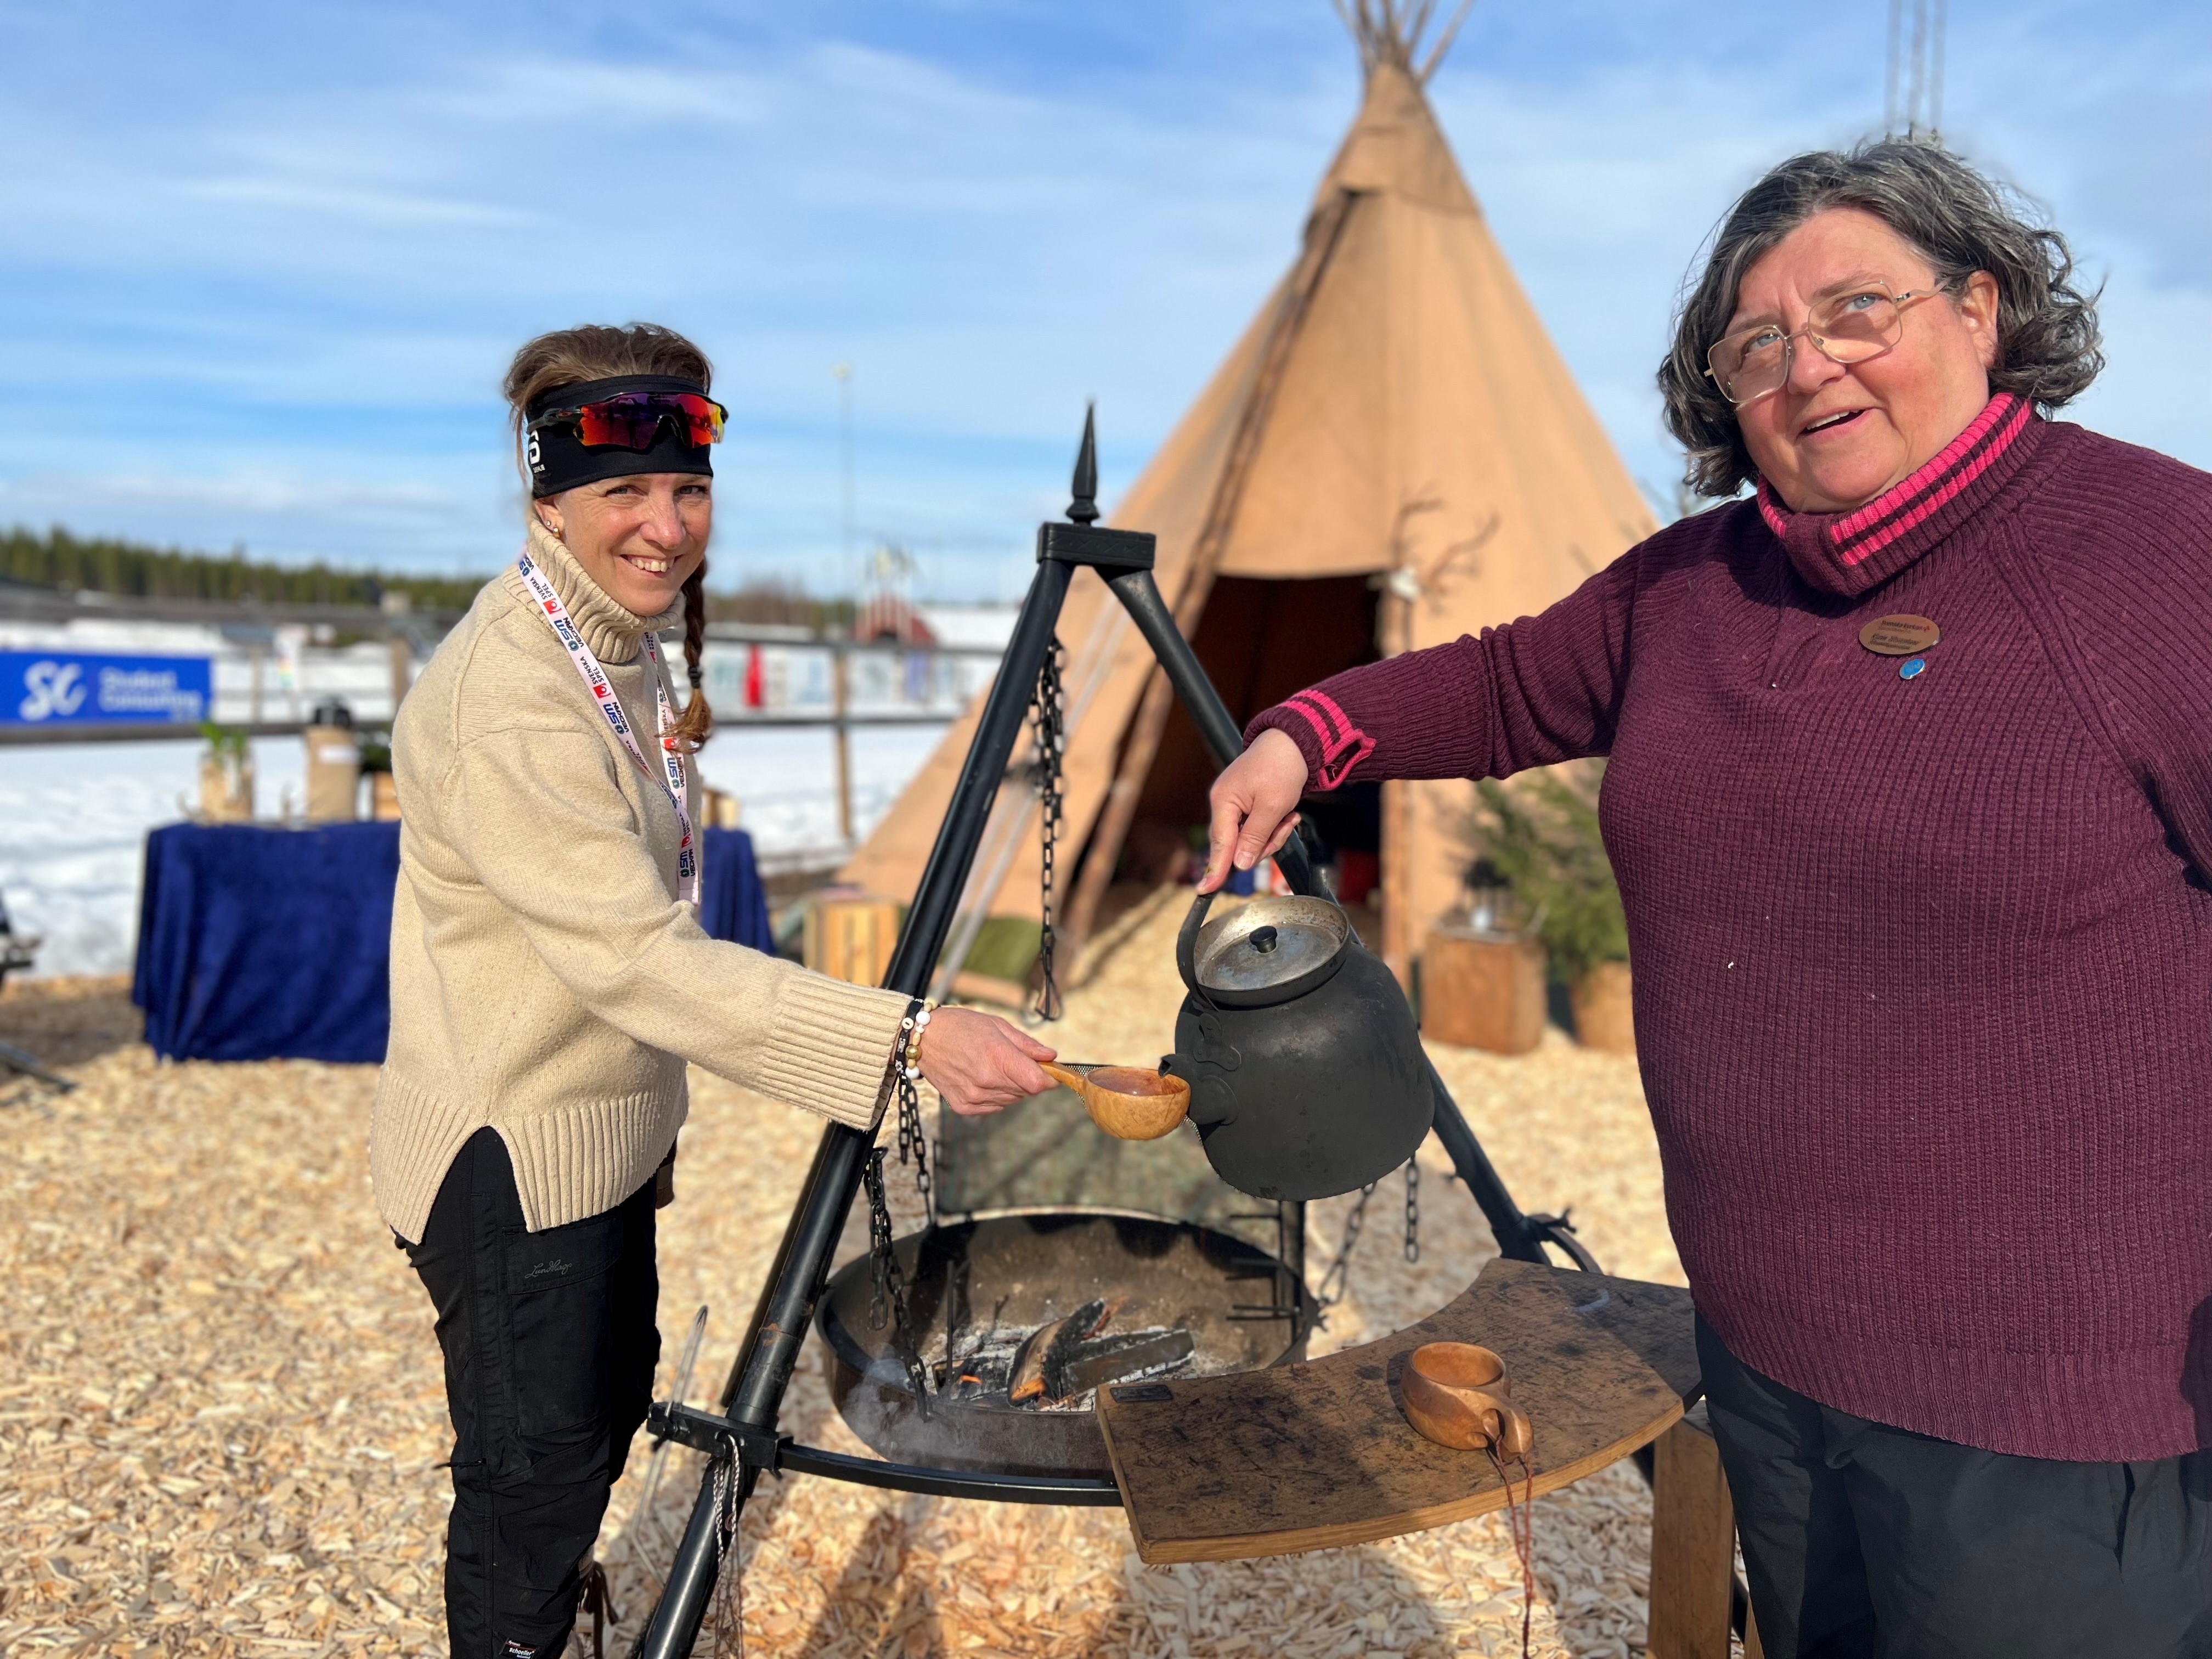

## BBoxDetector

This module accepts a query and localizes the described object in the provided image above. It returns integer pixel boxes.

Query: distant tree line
[2,523,863,633]
[0,524,485,612]
[708,578,856,634]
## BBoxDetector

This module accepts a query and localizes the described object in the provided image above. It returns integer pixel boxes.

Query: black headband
[523,373,715,499]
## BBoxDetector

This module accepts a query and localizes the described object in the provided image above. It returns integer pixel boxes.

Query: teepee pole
[1418,0,1477,82]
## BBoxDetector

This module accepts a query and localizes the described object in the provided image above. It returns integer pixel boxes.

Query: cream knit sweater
[371,520,911,1242]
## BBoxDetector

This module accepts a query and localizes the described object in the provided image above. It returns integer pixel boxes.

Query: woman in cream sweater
[375,322,1055,1658]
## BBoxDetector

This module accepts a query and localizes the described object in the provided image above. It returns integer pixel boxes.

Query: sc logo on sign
[18,660,87,721]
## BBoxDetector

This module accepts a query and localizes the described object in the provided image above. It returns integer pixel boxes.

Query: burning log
[1008,1297,1104,1402]
[1008,1314,1070,1403]
[1006,1298,1195,1406]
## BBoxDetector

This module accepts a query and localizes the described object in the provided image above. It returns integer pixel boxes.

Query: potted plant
[1459,764,1633,1055]
[198,723,254,822]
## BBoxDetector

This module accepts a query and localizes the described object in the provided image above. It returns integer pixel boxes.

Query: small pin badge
[1860,614,1941,656]
[1899,657,1927,680]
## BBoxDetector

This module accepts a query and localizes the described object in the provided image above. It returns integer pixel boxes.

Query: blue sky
[1,1,2204,599]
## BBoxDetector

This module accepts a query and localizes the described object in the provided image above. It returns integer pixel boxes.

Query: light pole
[832,362,855,595]
[832,362,855,844]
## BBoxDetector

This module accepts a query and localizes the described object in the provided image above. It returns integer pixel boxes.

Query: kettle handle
[1176,887,1218,996]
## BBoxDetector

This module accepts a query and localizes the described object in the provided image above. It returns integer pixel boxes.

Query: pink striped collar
[1756,393,2039,598]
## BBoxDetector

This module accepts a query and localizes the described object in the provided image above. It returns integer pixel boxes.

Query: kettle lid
[1191,896,1349,1000]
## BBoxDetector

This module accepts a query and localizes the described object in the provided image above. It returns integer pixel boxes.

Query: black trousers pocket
[504,1207,625,1437]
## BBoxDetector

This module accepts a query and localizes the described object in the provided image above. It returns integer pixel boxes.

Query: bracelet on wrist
[897,998,937,1082]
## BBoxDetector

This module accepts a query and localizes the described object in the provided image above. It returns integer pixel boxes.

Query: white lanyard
[516,551,697,905]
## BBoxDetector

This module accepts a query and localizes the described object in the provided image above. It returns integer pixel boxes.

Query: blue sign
[2,651,215,728]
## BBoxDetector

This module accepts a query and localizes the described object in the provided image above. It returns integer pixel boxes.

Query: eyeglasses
[531,391,728,450]
[1705,284,1943,408]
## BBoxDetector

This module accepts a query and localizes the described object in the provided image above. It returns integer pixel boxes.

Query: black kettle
[1160,888,1434,1200]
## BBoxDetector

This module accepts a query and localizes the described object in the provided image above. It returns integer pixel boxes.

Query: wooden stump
[1569,960,1636,1054]
[1420,926,1546,1054]
[804,894,900,986]
[303,725,361,823]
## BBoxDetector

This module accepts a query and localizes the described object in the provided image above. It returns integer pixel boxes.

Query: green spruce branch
[1460,764,1628,986]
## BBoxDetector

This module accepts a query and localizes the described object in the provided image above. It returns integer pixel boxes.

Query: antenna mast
[1886,0,1948,142]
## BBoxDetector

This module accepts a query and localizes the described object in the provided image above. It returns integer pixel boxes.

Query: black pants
[403,1128,661,1657]
[1697,1316,2212,1658]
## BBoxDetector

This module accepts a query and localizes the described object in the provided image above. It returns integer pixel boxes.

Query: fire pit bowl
[819,1209,1312,1479]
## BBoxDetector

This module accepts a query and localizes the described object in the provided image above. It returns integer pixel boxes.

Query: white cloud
[21,472,466,515]
[177,177,539,229]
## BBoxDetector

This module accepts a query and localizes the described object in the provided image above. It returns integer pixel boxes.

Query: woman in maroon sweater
[1210,142,2212,1656]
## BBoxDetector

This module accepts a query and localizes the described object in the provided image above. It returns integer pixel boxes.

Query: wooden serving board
[1096,1257,1699,1563]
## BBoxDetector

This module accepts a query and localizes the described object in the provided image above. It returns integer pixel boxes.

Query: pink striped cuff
[1276,689,1377,791]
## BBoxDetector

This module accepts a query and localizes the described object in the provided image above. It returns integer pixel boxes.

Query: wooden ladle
[1041,1062,1190,1141]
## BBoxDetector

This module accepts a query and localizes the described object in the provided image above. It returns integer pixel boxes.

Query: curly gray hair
[1660,140,2103,500]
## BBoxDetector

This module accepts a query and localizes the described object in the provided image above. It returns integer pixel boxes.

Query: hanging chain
[864,1148,898,1331]
[1031,635,1068,1022]
[862,1148,932,1412]
[1312,1181,1378,1313]
[1309,1159,1418,1318]
[894,1070,932,1208]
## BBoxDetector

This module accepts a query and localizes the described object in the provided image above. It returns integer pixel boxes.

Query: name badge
[1859,614,1941,656]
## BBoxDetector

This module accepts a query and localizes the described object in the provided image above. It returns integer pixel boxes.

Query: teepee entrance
[1120,573,1382,887]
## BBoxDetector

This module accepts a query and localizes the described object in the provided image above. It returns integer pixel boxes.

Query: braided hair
[668,563,713,752]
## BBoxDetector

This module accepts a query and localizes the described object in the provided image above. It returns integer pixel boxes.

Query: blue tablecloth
[698,826,774,964]
[133,822,772,1063]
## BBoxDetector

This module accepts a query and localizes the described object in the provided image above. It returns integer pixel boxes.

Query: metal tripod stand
[630,413,1593,1657]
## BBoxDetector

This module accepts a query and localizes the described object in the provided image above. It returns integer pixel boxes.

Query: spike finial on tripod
[1067,404,1101,525]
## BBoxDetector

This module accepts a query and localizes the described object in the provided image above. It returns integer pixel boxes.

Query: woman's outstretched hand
[1199,727,1308,894]
[916,1005,1058,1116]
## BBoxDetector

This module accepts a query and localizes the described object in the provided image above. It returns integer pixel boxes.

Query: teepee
[840,1,1656,988]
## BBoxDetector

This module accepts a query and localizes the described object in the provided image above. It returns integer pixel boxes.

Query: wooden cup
[1041,1063,1191,1141]
[1400,1341,1534,1458]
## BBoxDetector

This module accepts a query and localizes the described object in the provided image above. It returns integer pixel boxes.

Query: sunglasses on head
[530,391,727,450]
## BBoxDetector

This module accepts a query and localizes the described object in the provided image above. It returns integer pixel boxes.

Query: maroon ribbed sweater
[1251,396,2212,1461]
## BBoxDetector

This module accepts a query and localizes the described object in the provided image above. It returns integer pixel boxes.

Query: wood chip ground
[1,892,1700,1656]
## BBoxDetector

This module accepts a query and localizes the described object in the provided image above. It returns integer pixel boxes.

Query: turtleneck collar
[510,516,685,665]
[1756,392,2040,599]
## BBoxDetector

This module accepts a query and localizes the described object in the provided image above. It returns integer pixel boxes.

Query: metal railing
[702,627,1003,840]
